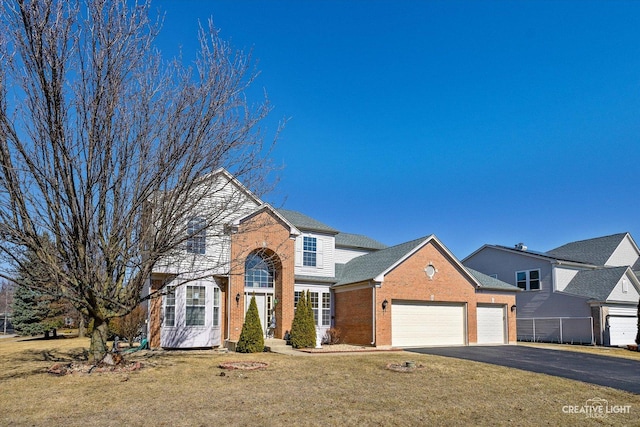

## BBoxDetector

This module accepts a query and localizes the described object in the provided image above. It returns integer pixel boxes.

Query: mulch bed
[385,361,426,373]
[218,361,269,370]
[47,360,143,375]
[300,344,401,353]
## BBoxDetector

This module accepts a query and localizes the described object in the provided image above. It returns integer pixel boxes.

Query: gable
[383,240,479,296]
[607,270,640,303]
[546,233,628,266]
[606,234,640,267]
[235,204,300,237]
[561,266,634,301]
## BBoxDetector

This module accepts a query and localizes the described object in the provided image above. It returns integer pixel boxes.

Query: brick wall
[229,210,295,341]
[334,284,373,345]
[335,239,517,347]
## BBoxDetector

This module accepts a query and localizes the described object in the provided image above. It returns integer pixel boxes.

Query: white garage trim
[391,301,466,347]
[476,304,507,344]
[608,316,638,346]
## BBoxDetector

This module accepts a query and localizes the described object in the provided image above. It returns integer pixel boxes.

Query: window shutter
[295,236,302,267]
[316,239,324,268]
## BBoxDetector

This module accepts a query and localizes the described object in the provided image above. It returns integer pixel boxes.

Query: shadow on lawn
[0,347,90,381]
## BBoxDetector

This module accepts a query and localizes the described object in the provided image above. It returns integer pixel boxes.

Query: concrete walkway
[264,339,311,356]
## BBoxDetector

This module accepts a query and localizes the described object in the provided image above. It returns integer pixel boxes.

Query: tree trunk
[78,316,86,338]
[89,318,109,363]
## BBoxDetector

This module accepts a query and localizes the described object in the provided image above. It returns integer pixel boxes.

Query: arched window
[245,252,275,288]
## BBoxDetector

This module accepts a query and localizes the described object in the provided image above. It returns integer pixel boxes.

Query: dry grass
[1,336,639,426]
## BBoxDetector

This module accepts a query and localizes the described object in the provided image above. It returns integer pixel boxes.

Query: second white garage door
[477,305,507,344]
[609,316,637,346]
[391,301,465,347]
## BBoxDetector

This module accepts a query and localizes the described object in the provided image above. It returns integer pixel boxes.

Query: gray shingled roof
[276,209,339,234]
[562,266,629,301]
[465,268,520,291]
[546,233,628,265]
[335,236,429,286]
[335,232,387,250]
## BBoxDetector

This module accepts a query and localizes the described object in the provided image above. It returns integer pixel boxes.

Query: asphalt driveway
[406,345,640,394]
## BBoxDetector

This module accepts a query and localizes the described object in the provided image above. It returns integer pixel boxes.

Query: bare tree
[0,0,278,361]
[0,281,14,334]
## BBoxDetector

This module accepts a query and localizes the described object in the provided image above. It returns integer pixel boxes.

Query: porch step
[264,338,297,354]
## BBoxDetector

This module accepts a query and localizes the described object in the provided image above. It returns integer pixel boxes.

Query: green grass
[1,336,638,426]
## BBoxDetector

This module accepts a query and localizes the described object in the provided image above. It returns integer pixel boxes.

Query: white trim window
[321,292,331,327]
[516,269,540,291]
[186,217,206,254]
[186,285,206,326]
[309,291,319,324]
[213,287,220,327]
[163,286,175,327]
[303,236,317,267]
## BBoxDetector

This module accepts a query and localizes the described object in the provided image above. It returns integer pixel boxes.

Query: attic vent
[515,243,527,251]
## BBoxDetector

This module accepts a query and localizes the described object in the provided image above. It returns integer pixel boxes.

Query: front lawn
[0,337,638,426]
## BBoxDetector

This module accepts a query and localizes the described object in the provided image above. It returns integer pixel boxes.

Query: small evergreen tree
[12,243,65,338]
[236,295,264,353]
[289,292,307,348]
[290,290,316,348]
[12,285,64,337]
[305,290,317,347]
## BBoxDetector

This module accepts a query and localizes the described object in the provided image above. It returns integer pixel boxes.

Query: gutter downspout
[226,275,231,343]
[372,284,376,346]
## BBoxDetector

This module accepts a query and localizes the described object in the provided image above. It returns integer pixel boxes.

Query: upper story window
[516,269,540,291]
[245,252,275,288]
[186,217,206,254]
[303,236,317,267]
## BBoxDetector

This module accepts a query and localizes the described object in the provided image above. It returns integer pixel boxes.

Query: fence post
[532,318,536,342]
[559,318,563,344]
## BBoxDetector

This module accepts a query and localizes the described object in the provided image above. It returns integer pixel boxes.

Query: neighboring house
[463,233,640,346]
[145,169,519,349]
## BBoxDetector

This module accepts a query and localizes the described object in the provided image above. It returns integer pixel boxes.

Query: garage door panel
[392,302,465,347]
[609,316,638,346]
[477,305,506,344]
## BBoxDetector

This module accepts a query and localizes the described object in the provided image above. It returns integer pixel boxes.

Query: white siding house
[463,233,640,346]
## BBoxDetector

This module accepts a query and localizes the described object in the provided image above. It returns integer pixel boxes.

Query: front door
[245,292,274,337]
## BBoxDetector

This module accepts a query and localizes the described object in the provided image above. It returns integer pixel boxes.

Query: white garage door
[477,305,506,344]
[391,301,465,347]
[609,316,637,346]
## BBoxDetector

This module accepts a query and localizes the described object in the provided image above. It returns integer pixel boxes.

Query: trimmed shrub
[236,295,264,353]
[305,290,317,347]
[290,290,316,349]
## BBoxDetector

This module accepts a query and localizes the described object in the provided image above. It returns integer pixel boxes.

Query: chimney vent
[515,243,527,251]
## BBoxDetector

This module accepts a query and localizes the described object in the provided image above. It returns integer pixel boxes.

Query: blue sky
[154,0,640,258]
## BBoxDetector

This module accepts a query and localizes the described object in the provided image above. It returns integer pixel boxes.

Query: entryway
[245,292,275,337]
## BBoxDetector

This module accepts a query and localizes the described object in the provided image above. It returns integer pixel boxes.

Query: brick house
[145,169,518,349]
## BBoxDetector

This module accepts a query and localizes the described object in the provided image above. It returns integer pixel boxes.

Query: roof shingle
[546,233,628,265]
[276,209,339,234]
[561,266,629,301]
